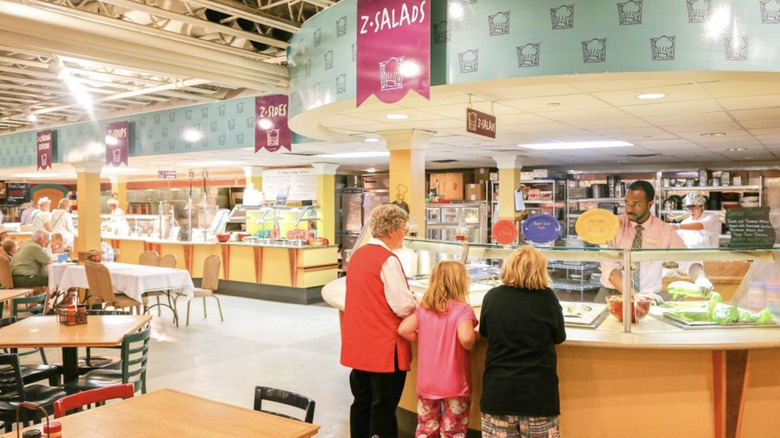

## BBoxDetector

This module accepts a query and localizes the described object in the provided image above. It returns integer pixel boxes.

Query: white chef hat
[37,197,51,206]
[107,198,119,206]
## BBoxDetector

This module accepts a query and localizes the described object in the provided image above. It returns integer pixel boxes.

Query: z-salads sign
[356,0,430,107]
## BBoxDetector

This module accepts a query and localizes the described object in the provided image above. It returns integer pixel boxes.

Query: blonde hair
[421,260,470,314]
[370,204,408,238]
[500,246,551,289]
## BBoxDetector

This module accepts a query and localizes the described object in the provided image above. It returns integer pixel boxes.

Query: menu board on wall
[262,168,317,202]
[6,183,30,205]
[726,207,776,248]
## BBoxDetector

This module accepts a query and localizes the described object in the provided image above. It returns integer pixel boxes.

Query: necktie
[631,225,643,293]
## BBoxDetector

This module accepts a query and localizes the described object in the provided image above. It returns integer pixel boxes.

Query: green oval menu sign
[726,207,776,248]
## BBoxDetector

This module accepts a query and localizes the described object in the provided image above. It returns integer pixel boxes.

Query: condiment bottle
[22,430,42,438]
[43,422,62,438]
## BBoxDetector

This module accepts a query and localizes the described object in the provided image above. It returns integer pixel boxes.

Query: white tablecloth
[49,262,194,303]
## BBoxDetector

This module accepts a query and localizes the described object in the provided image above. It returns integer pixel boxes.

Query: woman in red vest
[341,204,416,438]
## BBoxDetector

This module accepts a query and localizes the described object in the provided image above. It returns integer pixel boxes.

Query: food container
[216,233,231,242]
[606,294,652,323]
[236,232,251,241]
[307,238,329,247]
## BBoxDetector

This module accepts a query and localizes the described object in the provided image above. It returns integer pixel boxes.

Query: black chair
[253,386,315,424]
[0,353,67,432]
[11,294,48,364]
[0,318,59,387]
[64,327,151,395]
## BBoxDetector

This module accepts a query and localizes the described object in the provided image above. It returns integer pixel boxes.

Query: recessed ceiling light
[316,151,390,158]
[637,93,666,100]
[364,137,381,143]
[366,167,376,173]
[27,114,37,122]
[518,140,632,150]
[727,147,747,151]
[700,132,726,137]
[187,161,243,167]
[386,114,408,120]
[744,156,754,160]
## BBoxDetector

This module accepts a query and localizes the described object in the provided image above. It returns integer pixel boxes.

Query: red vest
[341,244,412,372]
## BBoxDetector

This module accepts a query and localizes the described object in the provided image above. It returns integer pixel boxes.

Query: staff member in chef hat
[107,195,125,216]
[672,193,720,248]
[595,180,713,303]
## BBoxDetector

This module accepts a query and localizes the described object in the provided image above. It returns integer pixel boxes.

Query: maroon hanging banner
[356,0,430,107]
[466,108,497,139]
[36,130,53,170]
[255,95,292,153]
[105,121,129,166]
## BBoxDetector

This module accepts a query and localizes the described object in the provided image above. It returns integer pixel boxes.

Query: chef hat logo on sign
[650,35,675,61]
[618,0,643,25]
[488,11,510,36]
[581,38,607,63]
[760,0,780,23]
[550,5,574,30]
[516,43,540,68]
[379,57,404,91]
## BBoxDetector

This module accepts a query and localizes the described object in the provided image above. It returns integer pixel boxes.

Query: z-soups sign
[466,108,496,139]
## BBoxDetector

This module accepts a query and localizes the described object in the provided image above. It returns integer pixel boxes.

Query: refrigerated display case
[425,202,488,243]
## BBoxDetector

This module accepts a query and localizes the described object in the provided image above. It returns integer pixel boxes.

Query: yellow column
[110,176,128,212]
[72,160,104,254]
[493,154,525,222]
[380,130,433,235]
[243,166,263,192]
[312,163,339,243]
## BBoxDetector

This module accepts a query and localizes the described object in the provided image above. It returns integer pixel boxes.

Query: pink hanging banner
[255,95,292,153]
[356,0,430,107]
[105,121,129,166]
[36,130,53,170]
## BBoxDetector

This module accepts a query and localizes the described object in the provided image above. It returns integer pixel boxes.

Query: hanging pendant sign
[158,170,177,180]
[255,95,292,153]
[466,108,496,139]
[105,121,129,166]
[356,0,431,106]
[36,130,54,170]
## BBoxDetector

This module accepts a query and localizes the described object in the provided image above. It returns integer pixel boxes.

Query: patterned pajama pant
[415,395,471,438]
[481,413,560,438]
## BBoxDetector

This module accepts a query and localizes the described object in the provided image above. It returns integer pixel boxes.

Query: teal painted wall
[288,0,780,118]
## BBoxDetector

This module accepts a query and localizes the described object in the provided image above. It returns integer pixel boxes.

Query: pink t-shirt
[415,300,478,399]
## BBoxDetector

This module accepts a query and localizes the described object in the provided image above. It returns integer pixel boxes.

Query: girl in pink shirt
[399,260,479,437]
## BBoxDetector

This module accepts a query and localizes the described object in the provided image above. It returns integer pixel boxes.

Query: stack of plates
[740,195,760,207]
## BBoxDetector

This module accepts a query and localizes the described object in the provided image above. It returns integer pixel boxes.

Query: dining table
[0,314,151,383]
[48,261,195,302]
[2,388,321,438]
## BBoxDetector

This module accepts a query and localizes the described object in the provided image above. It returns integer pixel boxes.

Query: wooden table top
[0,288,34,302]
[2,389,320,438]
[0,315,151,348]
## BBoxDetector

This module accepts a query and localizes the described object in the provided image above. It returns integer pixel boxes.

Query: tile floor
[40,295,352,437]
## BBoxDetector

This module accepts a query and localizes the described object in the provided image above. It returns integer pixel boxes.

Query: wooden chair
[53,383,134,418]
[253,386,316,424]
[175,255,223,326]
[0,256,34,296]
[0,353,67,432]
[142,254,178,325]
[138,250,159,267]
[64,327,151,395]
[84,262,142,313]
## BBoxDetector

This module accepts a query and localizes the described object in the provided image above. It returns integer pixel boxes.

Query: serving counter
[323,239,780,438]
[104,236,337,304]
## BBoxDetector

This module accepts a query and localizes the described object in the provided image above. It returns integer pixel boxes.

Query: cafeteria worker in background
[595,180,713,303]
[672,193,721,248]
[341,204,416,438]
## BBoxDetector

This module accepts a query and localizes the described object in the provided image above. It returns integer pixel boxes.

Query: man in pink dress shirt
[596,180,712,303]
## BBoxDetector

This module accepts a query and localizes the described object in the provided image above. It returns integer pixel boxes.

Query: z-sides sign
[36,130,54,170]
[466,108,496,139]
[356,0,430,106]
[255,95,292,153]
[105,121,129,166]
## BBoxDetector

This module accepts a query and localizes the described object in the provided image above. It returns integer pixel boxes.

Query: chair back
[121,327,151,392]
[53,383,135,418]
[138,251,159,267]
[253,386,316,424]
[202,255,221,291]
[158,254,177,268]
[0,256,13,289]
[12,294,46,319]
[86,262,118,304]
[0,353,25,397]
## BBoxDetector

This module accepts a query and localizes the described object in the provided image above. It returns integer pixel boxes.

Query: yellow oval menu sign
[575,209,620,244]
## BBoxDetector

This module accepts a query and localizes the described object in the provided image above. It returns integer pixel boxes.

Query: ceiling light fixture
[518,140,633,150]
[364,137,381,143]
[367,167,377,173]
[637,93,666,100]
[187,160,243,168]
[727,147,747,151]
[700,132,726,137]
[386,114,408,120]
[26,114,37,122]
[316,151,390,159]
